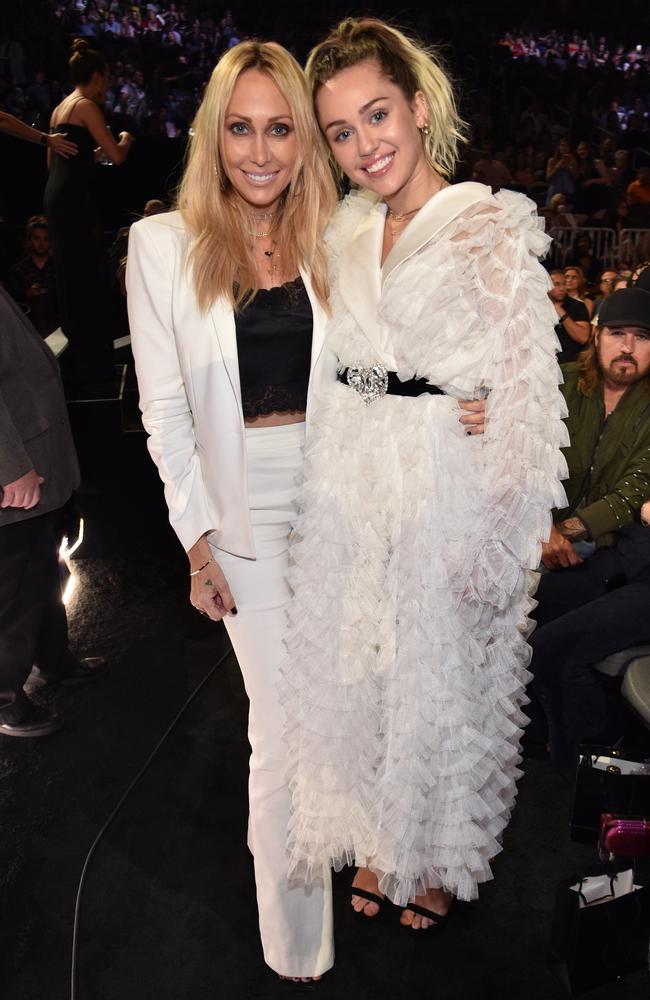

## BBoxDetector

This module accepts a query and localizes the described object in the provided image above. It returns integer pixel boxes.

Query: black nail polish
[466,429,472,436]
[231,606,238,615]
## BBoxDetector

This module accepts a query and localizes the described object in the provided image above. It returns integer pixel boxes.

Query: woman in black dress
[44,40,133,393]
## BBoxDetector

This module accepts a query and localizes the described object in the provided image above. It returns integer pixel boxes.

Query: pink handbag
[599,813,650,857]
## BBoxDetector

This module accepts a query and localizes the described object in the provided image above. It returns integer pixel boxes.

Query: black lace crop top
[235,277,313,420]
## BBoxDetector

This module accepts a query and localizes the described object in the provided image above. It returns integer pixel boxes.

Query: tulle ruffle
[279,187,568,906]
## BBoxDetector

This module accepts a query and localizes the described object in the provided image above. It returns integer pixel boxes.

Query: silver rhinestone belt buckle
[346,364,389,405]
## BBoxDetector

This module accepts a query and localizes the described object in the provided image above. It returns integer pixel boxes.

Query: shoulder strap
[56,95,88,127]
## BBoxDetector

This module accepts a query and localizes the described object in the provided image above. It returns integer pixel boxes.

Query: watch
[558,312,569,324]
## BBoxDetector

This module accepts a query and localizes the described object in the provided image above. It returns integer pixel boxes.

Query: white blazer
[126,210,333,560]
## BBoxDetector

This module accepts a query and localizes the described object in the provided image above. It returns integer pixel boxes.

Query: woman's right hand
[190,557,238,621]
[48,131,78,158]
[119,130,135,145]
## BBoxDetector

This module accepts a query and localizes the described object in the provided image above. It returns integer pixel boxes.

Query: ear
[412,90,428,129]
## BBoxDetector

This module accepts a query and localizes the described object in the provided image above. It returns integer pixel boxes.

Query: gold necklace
[386,205,422,223]
[254,230,273,239]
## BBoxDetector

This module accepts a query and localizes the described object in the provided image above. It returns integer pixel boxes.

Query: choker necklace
[386,205,423,223]
[252,209,277,222]
[254,230,273,239]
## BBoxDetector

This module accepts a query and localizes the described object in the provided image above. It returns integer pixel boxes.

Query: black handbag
[570,746,650,843]
[548,862,650,996]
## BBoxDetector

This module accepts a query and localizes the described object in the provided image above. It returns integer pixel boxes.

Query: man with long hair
[530,286,650,766]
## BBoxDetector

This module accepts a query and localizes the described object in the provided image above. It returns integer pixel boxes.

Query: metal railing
[548,227,619,269]
[548,226,650,271]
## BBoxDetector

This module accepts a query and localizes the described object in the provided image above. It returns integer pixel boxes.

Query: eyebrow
[323,96,390,132]
[225,113,293,123]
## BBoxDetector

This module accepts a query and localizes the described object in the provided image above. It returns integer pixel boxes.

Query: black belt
[337,367,446,398]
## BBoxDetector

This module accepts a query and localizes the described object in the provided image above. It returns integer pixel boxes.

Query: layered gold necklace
[251,210,279,282]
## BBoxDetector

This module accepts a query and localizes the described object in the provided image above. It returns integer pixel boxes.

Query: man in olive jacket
[529,286,650,766]
[543,287,650,568]
[0,287,105,737]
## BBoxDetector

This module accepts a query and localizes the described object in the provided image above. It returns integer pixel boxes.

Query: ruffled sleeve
[464,191,569,605]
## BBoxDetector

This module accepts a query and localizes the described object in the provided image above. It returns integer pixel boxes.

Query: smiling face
[222,68,297,213]
[315,59,431,210]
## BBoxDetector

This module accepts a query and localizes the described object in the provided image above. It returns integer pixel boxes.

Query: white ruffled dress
[280,183,569,906]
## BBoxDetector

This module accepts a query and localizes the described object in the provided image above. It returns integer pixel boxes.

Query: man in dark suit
[0,287,106,737]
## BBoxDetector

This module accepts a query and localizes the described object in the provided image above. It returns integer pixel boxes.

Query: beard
[599,353,646,386]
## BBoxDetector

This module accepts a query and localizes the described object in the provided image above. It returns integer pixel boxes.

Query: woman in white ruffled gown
[280,18,568,930]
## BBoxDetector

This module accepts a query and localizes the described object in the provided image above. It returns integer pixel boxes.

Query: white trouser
[210,422,334,978]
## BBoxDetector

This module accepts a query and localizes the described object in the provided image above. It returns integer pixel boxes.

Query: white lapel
[209,297,242,409]
[381,182,492,282]
[337,197,386,358]
[208,271,328,411]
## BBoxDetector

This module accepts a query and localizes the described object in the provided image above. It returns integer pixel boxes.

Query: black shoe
[0,702,62,738]
[32,656,109,687]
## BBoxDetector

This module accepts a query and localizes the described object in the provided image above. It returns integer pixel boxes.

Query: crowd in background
[1,4,649,299]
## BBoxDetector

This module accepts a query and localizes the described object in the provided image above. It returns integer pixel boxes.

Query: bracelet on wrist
[558,312,569,324]
[40,132,48,147]
[189,558,213,577]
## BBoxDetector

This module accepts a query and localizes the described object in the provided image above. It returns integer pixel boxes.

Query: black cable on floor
[70,645,234,1000]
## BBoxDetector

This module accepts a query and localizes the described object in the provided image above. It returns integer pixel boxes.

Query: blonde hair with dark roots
[177,41,337,312]
[306,17,468,180]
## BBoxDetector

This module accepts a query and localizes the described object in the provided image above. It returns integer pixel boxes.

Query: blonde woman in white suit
[126,42,337,984]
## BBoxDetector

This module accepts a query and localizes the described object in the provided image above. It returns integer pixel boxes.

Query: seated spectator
[591,268,619,324]
[564,264,595,317]
[10,216,59,339]
[543,286,650,564]
[110,197,166,297]
[566,235,601,287]
[530,506,650,768]
[548,268,591,364]
[529,279,650,770]
[611,148,635,196]
[626,166,650,225]
[546,192,577,230]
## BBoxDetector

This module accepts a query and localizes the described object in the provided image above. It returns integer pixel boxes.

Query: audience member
[0,287,108,739]
[591,268,618,323]
[566,235,601,287]
[545,138,578,209]
[548,269,591,364]
[546,192,576,230]
[530,503,650,768]
[542,286,650,565]
[530,286,650,765]
[564,264,595,317]
[573,140,611,225]
[10,216,59,339]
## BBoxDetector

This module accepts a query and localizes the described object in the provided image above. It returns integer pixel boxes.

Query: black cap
[598,287,650,331]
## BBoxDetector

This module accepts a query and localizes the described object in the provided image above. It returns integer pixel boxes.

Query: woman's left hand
[459,398,486,436]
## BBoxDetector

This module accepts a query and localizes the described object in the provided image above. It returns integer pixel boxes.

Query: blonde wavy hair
[306,18,468,180]
[177,41,337,312]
